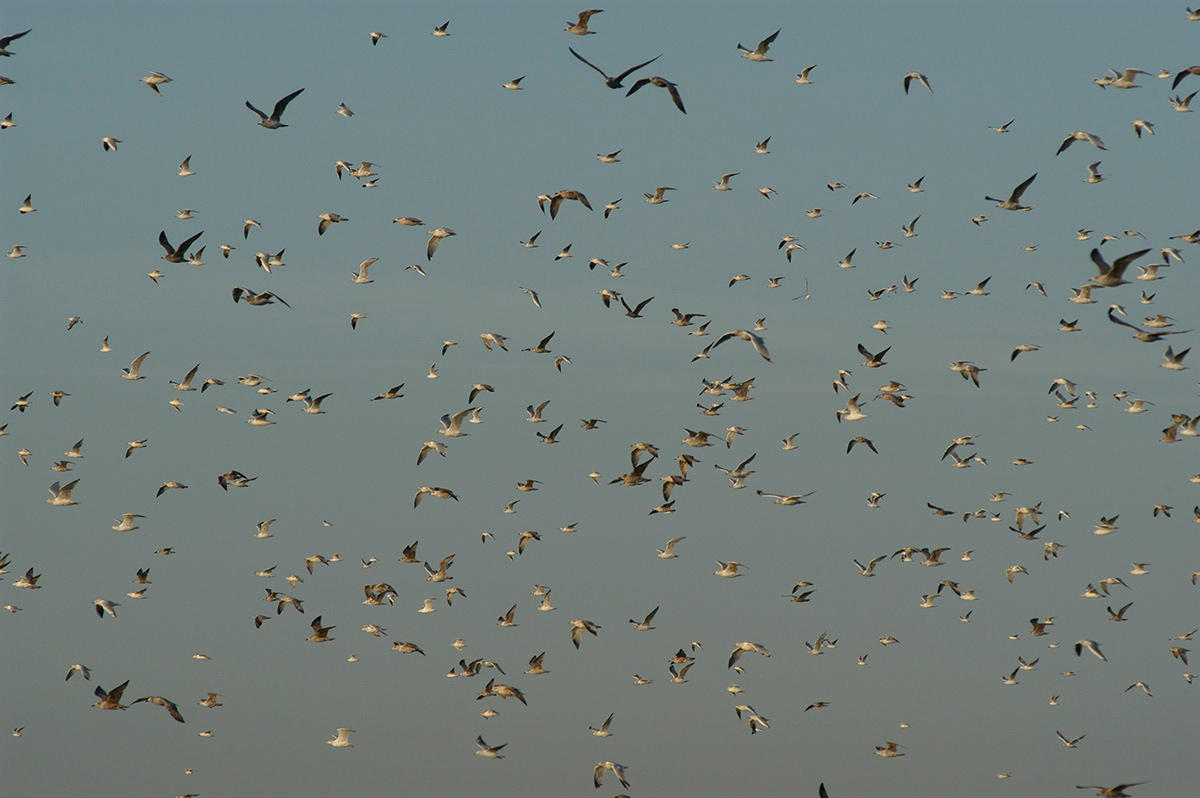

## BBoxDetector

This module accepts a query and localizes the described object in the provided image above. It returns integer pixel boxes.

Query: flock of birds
[5,7,1200,798]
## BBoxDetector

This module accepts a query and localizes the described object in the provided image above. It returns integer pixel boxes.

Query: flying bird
[246,88,304,129]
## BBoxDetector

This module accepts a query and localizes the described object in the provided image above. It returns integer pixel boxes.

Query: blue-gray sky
[4,3,1198,797]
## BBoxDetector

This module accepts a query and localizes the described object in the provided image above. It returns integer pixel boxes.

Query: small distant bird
[139,70,171,95]
[245,88,304,129]
[565,9,602,35]
[903,71,933,93]
[737,29,780,62]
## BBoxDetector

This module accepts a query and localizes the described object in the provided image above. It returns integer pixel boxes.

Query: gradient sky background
[4,2,1199,796]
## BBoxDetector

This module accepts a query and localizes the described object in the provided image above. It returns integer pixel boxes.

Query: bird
[158,230,203,263]
[245,88,304,129]
[232,287,290,307]
[317,213,348,235]
[568,48,661,89]
[986,173,1037,210]
[326,728,355,748]
[546,190,592,219]
[474,735,506,759]
[138,70,171,95]
[100,137,121,152]
[426,227,455,260]
[92,680,131,711]
[589,713,614,737]
[903,71,933,93]
[46,479,81,506]
[713,330,771,362]
[1074,640,1108,661]
[737,29,781,62]
[565,9,602,35]
[594,761,630,790]
[1057,131,1106,154]
[1090,248,1151,288]
[796,64,817,83]
[714,171,740,190]
[656,536,685,559]
[133,695,185,723]
[626,76,686,113]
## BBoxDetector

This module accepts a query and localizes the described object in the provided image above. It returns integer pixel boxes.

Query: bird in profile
[133,695,185,723]
[232,287,290,307]
[713,329,771,362]
[159,230,203,263]
[326,728,355,747]
[245,88,304,129]
[564,9,602,35]
[737,28,780,62]
[986,173,1037,210]
[139,70,171,95]
[1090,248,1150,287]
[568,48,660,89]
[92,680,131,711]
[626,76,686,114]
[474,735,506,758]
[1057,131,1106,154]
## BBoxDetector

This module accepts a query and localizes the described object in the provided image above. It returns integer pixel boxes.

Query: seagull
[594,761,630,790]
[133,695,185,723]
[713,330,771,362]
[714,172,740,190]
[1057,131,1106,154]
[111,513,144,531]
[989,119,1015,132]
[1133,119,1154,138]
[1171,90,1198,111]
[986,173,1037,210]
[245,88,304,129]
[158,230,203,263]
[100,137,121,152]
[326,728,355,748]
[474,735,506,759]
[737,28,780,61]
[568,47,661,89]
[903,71,933,93]
[139,70,171,95]
[626,75,686,114]
[65,663,92,682]
[18,194,35,213]
[1074,640,1108,661]
[432,21,450,36]
[92,680,131,711]
[232,287,290,307]
[317,213,348,235]
[369,31,387,45]
[795,64,817,83]
[1090,248,1150,287]
[656,536,685,559]
[1075,784,1146,797]
[93,598,119,618]
[426,227,455,259]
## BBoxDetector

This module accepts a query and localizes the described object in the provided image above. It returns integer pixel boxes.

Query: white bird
[714,172,740,190]
[426,227,455,260]
[1057,131,1106,154]
[795,64,817,83]
[737,28,780,62]
[326,728,355,748]
[139,71,171,95]
[903,71,933,93]
[713,330,771,362]
[594,761,630,790]
[656,536,686,559]
[1074,639,1108,661]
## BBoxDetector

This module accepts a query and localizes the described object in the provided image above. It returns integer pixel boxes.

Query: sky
[3,2,1199,796]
